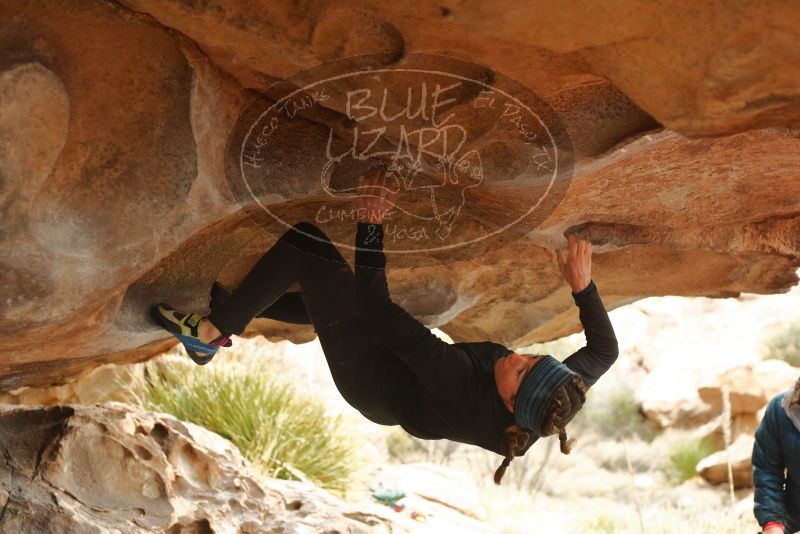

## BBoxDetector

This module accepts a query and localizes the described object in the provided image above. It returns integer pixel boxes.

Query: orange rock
[697,360,798,416]
[696,434,755,489]
[1,0,799,389]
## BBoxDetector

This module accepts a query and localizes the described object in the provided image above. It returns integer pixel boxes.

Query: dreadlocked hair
[494,374,588,485]
[493,427,530,485]
[540,374,588,454]
[791,375,800,406]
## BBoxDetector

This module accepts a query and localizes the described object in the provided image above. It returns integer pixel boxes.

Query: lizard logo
[320,126,484,240]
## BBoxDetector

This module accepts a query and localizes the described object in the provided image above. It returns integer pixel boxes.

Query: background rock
[697,360,798,416]
[371,463,487,521]
[696,434,755,489]
[1,0,799,389]
[693,414,760,452]
[628,288,800,429]
[0,362,144,406]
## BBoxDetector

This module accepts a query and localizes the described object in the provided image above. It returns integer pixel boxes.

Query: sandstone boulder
[697,360,798,416]
[0,402,402,533]
[371,462,488,522]
[693,413,760,451]
[0,361,144,406]
[639,394,717,430]
[118,0,800,136]
[1,0,799,390]
[696,434,755,489]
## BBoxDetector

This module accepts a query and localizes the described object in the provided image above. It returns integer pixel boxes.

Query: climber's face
[494,353,542,413]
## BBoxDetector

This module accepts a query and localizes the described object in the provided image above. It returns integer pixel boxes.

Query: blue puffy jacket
[753,391,800,533]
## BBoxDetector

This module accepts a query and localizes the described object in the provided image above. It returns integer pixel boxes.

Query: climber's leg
[207,222,359,336]
[210,282,310,325]
[154,222,360,366]
[199,223,391,421]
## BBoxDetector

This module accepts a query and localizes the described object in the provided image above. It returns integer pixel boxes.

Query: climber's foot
[150,303,231,366]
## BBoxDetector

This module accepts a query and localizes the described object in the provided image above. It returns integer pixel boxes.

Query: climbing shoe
[150,303,231,366]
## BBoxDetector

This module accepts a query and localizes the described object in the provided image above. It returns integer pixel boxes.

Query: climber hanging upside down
[151,166,619,482]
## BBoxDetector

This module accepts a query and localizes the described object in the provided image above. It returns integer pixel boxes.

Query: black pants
[209,222,359,335]
[208,223,395,423]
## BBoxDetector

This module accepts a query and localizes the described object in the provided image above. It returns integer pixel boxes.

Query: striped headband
[514,355,578,435]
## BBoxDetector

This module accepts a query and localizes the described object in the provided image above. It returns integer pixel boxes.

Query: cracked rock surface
[1,0,799,388]
[0,402,400,533]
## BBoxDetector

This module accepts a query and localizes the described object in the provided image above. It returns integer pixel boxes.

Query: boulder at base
[696,434,755,489]
[0,402,401,533]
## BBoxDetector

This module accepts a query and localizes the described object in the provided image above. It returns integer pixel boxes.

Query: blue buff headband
[514,355,579,435]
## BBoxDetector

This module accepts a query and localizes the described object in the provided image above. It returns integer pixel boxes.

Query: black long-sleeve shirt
[353,222,619,456]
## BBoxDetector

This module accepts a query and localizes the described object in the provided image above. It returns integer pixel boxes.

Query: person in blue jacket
[753,376,800,534]
[152,167,619,483]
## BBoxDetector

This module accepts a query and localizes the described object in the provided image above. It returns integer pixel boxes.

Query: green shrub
[583,514,620,534]
[594,440,656,473]
[573,386,656,442]
[764,322,800,367]
[386,427,420,462]
[663,437,716,484]
[138,356,360,495]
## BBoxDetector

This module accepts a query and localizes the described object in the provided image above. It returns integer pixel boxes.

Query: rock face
[0,402,401,533]
[697,360,797,416]
[689,359,797,459]
[372,463,488,522]
[641,359,797,432]
[0,361,144,407]
[631,288,800,429]
[681,360,796,489]
[2,0,800,389]
[696,434,755,490]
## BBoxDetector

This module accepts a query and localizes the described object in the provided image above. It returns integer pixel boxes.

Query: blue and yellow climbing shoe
[150,303,231,365]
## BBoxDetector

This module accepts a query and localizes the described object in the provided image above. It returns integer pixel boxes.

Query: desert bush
[386,427,417,461]
[386,427,464,464]
[582,514,619,534]
[137,353,361,495]
[572,385,656,442]
[663,437,716,484]
[764,322,800,367]
[592,438,656,473]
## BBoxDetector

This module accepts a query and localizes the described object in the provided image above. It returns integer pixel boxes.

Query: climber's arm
[555,235,619,387]
[562,281,619,387]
